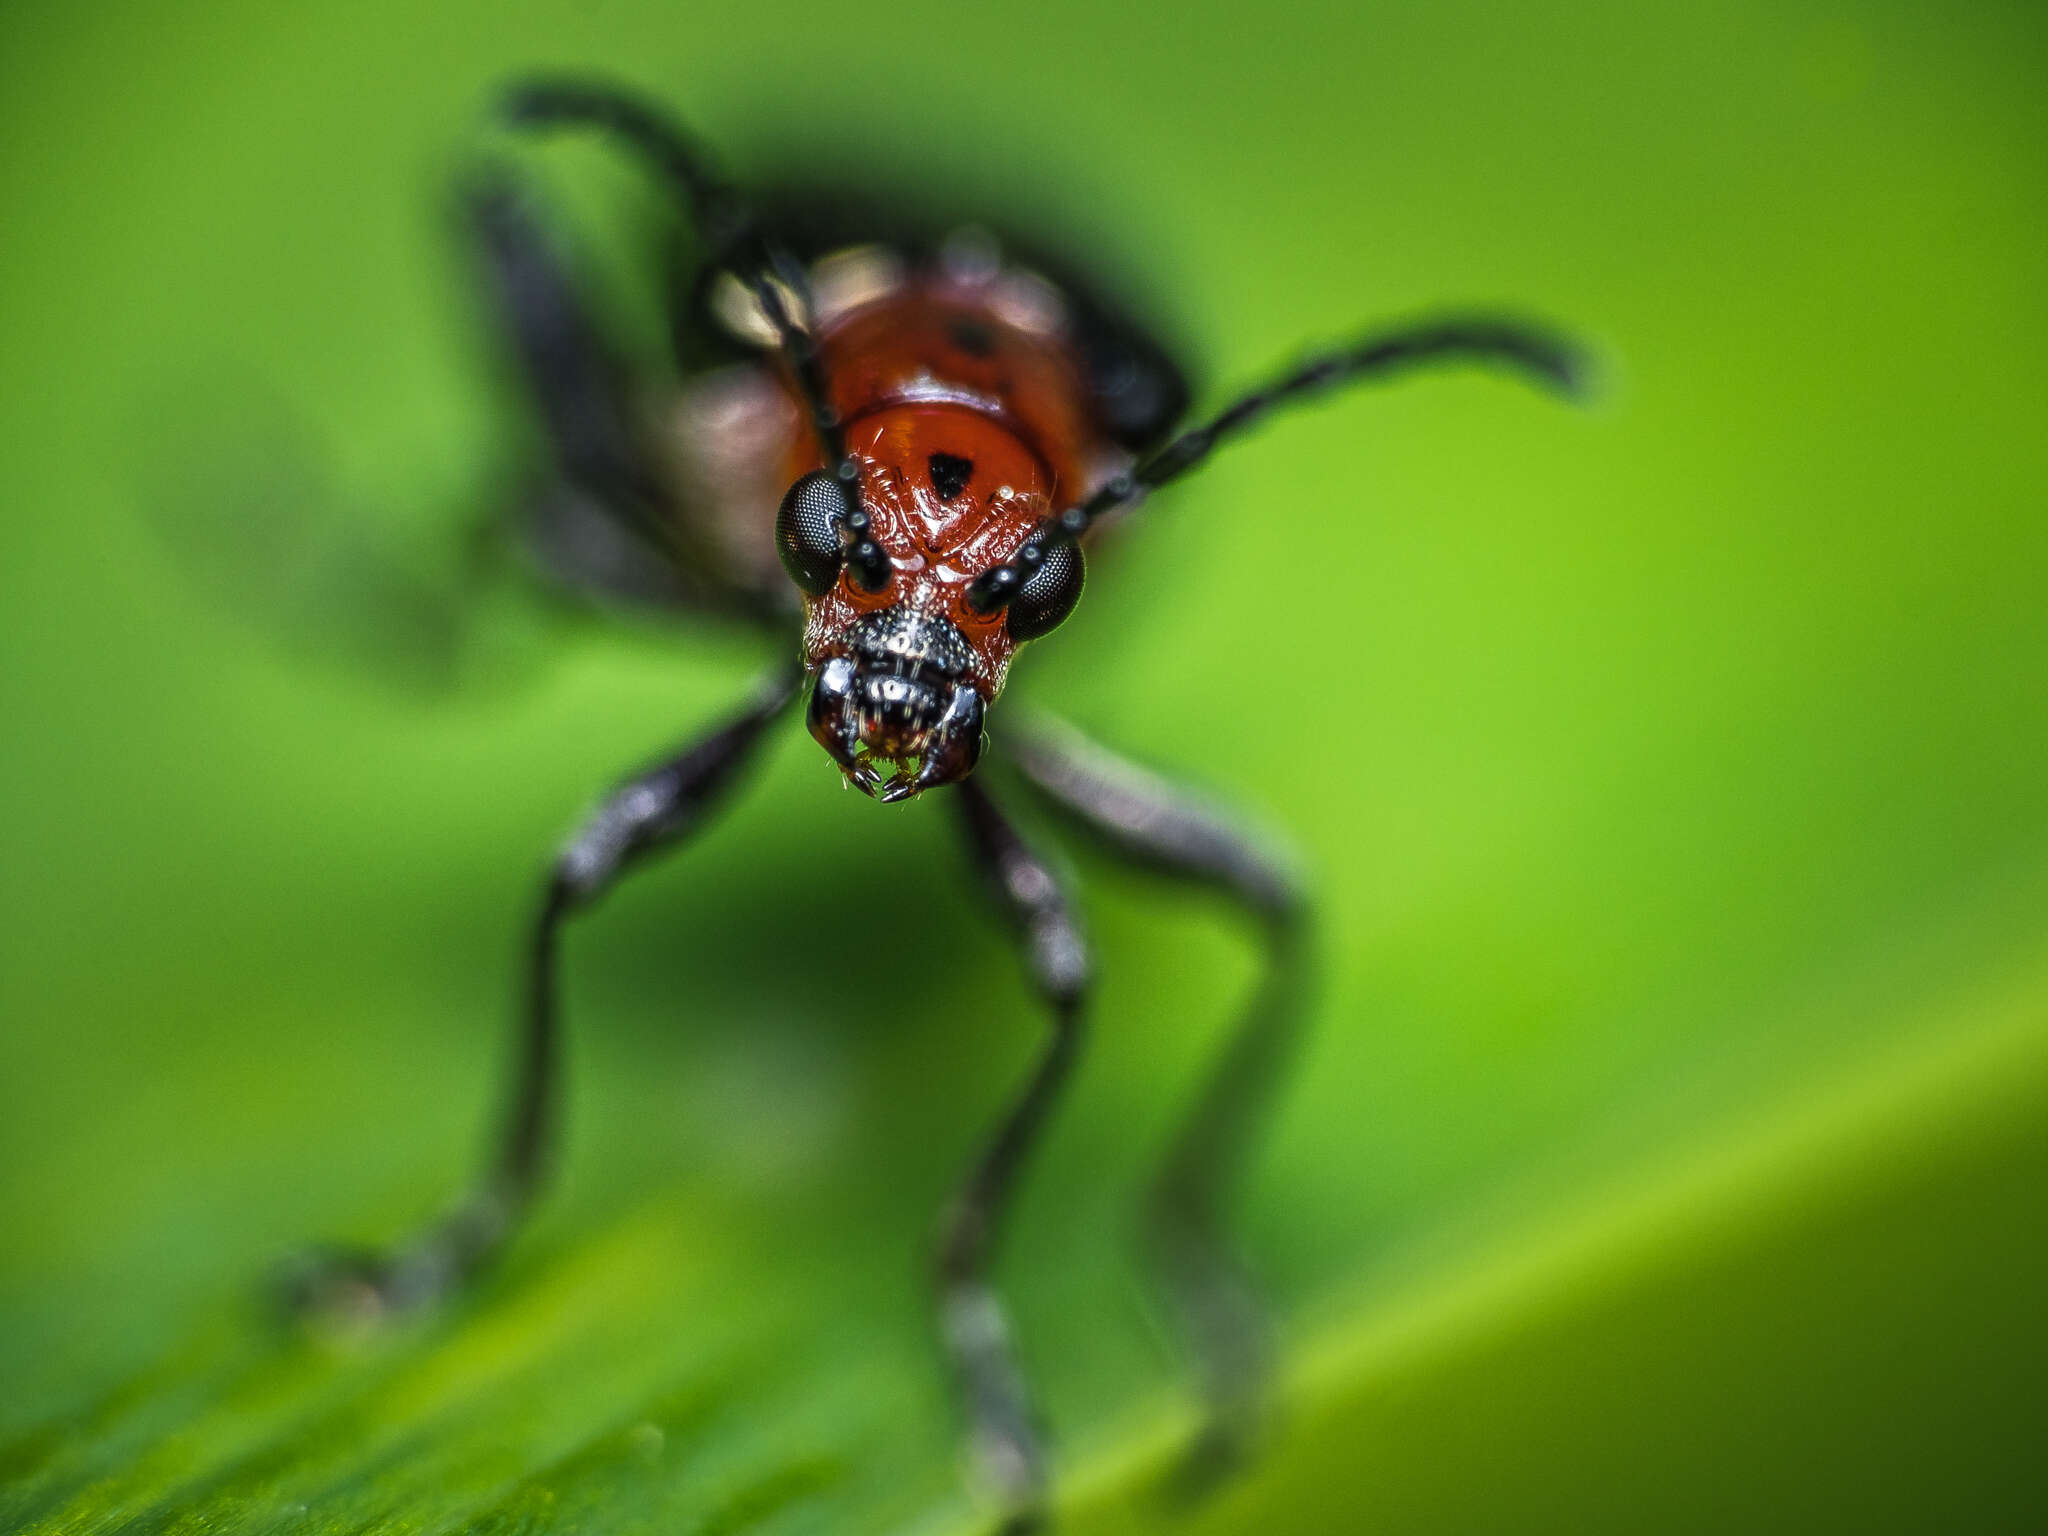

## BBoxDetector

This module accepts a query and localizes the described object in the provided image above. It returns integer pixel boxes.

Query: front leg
[280,669,798,1324]
[1002,714,1308,1491]
[941,779,1091,1532]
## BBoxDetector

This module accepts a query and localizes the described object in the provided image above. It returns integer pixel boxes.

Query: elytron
[285,77,1582,1528]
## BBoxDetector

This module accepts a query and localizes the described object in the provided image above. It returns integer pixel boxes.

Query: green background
[3,2,2045,1532]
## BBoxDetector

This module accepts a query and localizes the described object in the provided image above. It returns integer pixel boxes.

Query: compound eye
[1005,543,1085,641]
[775,471,850,596]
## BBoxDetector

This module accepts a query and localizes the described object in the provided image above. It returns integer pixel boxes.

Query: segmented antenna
[500,79,889,591]
[967,316,1587,614]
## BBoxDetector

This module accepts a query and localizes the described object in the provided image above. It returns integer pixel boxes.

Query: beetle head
[777,406,1086,802]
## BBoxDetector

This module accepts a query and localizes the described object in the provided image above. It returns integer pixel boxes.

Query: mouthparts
[807,656,985,801]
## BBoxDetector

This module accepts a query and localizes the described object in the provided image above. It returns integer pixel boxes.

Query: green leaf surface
[3,2,2044,1532]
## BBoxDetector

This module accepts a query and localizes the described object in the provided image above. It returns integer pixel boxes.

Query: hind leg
[464,170,792,625]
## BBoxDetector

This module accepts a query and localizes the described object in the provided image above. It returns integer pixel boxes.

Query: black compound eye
[1005,543,1085,642]
[775,471,850,596]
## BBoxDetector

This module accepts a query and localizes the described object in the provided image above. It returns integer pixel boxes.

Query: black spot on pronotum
[948,319,994,357]
[928,452,974,500]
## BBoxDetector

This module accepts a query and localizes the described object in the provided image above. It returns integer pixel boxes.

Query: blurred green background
[3,2,2046,1532]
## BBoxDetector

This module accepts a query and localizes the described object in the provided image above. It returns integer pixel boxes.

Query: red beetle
[285,78,1583,1528]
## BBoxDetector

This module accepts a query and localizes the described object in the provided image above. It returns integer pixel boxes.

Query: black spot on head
[927,452,974,500]
[947,318,994,358]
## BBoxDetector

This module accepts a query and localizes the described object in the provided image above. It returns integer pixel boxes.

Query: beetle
[281,77,1583,1529]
